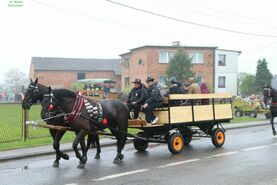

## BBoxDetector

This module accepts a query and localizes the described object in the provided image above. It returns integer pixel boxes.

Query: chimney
[172,41,180,46]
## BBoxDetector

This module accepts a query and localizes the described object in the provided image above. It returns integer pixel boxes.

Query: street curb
[0,140,133,163]
[0,121,270,162]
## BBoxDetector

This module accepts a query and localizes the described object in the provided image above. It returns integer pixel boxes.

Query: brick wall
[120,47,215,91]
[30,69,121,89]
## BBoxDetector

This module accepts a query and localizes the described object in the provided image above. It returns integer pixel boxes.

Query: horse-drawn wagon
[128,93,233,154]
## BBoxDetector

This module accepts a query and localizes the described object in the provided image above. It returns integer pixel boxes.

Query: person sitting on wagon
[142,77,163,124]
[164,77,185,106]
[127,79,148,119]
[200,82,210,105]
[185,77,201,105]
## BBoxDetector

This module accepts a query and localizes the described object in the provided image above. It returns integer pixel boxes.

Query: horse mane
[52,89,76,98]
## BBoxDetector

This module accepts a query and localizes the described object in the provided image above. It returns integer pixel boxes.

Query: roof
[215,48,242,54]
[31,57,121,75]
[119,45,218,56]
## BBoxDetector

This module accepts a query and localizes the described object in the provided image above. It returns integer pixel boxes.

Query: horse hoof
[81,156,87,164]
[113,159,121,164]
[273,131,277,136]
[52,161,59,168]
[119,154,124,160]
[62,154,69,160]
[77,163,85,169]
[94,154,100,159]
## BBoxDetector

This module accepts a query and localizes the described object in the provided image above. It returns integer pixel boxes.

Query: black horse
[22,78,100,168]
[263,85,277,135]
[42,86,129,167]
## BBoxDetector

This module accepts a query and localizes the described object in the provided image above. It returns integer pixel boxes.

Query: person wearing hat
[142,77,163,124]
[186,77,201,94]
[164,77,185,106]
[127,79,148,119]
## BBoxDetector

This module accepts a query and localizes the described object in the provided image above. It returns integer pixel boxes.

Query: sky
[1,0,277,84]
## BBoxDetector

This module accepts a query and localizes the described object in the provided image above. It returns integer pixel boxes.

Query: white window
[189,52,203,64]
[159,51,174,63]
[218,54,226,66]
[218,76,226,88]
[159,75,168,85]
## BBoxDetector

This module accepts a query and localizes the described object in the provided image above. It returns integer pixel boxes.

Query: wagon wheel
[133,132,149,152]
[234,110,242,117]
[249,112,257,118]
[167,132,184,154]
[211,128,225,148]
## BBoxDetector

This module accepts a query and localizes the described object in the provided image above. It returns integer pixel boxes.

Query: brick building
[120,45,240,95]
[29,57,121,89]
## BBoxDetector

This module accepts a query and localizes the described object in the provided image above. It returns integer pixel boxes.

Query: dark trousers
[128,104,142,119]
[142,102,162,123]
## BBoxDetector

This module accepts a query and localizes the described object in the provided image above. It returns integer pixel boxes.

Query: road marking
[270,143,277,146]
[205,151,239,158]
[157,159,200,168]
[242,145,268,152]
[64,184,78,185]
[92,169,150,181]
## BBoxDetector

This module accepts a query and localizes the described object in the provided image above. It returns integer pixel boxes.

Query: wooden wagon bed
[128,93,233,128]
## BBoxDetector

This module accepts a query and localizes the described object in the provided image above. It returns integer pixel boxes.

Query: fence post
[22,108,29,141]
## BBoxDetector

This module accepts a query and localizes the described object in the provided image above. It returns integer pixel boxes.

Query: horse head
[22,78,40,109]
[41,86,64,123]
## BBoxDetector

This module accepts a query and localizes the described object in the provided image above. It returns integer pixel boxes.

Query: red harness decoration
[102,118,108,125]
[65,92,84,124]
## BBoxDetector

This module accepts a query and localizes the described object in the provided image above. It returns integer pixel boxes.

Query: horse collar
[65,92,84,124]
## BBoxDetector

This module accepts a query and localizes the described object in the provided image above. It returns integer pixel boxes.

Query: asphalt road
[1,125,277,185]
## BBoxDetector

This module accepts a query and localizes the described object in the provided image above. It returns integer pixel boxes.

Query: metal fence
[0,103,51,143]
[0,103,23,143]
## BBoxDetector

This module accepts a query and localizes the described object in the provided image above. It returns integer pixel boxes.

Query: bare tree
[4,68,28,94]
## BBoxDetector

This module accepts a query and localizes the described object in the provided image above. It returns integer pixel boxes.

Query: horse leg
[72,130,88,169]
[270,116,276,135]
[50,129,68,168]
[111,128,127,164]
[93,134,101,159]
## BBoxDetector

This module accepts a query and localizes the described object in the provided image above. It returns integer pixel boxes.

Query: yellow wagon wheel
[168,132,184,154]
[211,128,225,148]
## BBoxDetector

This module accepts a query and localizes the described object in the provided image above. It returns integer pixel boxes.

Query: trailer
[128,93,233,154]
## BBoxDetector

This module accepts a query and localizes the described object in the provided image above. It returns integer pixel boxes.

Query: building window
[218,54,226,66]
[218,76,226,88]
[189,52,204,64]
[124,77,130,87]
[159,51,174,63]
[77,72,85,80]
[123,57,129,67]
[195,75,203,85]
[159,75,168,85]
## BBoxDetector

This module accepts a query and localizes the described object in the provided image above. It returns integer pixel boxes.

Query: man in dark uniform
[127,79,147,119]
[142,77,163,124]
[164,77,185,106]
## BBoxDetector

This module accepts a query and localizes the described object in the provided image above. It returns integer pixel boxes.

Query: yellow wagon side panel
[215,104,233,119]
[194,105,214,121]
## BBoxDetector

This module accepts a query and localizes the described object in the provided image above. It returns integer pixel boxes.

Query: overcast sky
[1,0,277,84]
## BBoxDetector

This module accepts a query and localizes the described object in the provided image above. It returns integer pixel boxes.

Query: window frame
[77,72,85,80]
[218,54,226,66]
[218,76,226,88]
[189,52,204,64]
[159,51,174,63]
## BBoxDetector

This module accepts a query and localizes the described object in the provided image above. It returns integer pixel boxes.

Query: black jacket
[145,82,163,104]
[128,85,147,105]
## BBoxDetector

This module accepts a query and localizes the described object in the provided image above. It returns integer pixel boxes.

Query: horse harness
[45,92,107,129]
